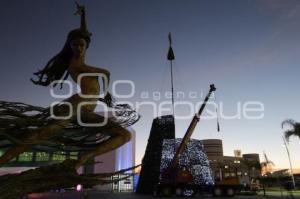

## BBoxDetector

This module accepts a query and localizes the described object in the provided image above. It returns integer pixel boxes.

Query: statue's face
[70,38,87,58]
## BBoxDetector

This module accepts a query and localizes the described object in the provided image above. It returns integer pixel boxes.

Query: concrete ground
[27,190,300,199]
[257,189,300,199]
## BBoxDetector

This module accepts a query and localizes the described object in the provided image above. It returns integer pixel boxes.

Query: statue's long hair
[31,29,91,88]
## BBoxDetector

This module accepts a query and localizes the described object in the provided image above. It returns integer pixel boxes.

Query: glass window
[118,174,133,192]
[36,152,50,161]
[112,175,119,192]
[19,152,33,161]
[52,151,66,161]
[69,152,78,160]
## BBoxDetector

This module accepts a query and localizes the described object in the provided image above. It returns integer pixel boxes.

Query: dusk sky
[0,0,300,171]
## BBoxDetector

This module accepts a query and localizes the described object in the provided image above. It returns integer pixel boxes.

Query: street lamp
[282,136,296,189]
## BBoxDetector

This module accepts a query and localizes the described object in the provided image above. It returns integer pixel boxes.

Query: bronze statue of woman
[31,3,110,114]
[0,3,138,169]
[32,2,110,113]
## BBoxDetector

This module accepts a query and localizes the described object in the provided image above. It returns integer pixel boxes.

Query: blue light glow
[116,128,135,172]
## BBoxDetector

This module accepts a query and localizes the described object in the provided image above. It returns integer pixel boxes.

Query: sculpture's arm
[75,2,87,31]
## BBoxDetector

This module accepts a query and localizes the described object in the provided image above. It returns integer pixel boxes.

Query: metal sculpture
[0,3,139,198]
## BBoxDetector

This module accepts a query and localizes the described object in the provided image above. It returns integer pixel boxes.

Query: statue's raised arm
[0,3,140,198]
[75,2,88,32]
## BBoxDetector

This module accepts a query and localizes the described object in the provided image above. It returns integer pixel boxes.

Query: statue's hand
[74,2,85,16]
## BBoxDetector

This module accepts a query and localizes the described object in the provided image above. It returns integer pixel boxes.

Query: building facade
[201,139,261,184]
[92,127,136,192]
[0,127,136,192]
[201,139,223,160]
[0,150,78,175]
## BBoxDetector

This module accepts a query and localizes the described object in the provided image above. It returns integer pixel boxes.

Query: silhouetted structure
[136,115,175,194]
[0,3,139,198]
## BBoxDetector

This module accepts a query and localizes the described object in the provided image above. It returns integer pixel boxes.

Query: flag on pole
[167,32,175,61]
[216,107,220,132]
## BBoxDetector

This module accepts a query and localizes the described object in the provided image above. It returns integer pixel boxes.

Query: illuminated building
[201,139,261,184]
[92,126,136,192]
[0,148,78,175]
[0,119,136,192]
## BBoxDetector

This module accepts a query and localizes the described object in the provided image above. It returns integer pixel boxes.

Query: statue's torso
[67,61,100,113]
[68,62,100,96]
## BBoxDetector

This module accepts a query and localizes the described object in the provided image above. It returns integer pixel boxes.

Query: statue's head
[66,29,91,58]
[31,3,92,88]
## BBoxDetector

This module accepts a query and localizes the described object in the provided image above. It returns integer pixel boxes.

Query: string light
[160,138,214,185]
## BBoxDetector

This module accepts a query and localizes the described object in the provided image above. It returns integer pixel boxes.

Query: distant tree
[282,119,300,142]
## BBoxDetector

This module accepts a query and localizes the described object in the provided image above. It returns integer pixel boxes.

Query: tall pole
[167,33,176,153]
[170,60,175,116]
[283,136,296,188]
[167,33,175,116]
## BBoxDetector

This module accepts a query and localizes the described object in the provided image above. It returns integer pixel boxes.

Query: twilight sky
[0,0,300,170]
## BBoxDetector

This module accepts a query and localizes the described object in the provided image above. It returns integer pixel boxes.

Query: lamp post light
[282,136,296,189]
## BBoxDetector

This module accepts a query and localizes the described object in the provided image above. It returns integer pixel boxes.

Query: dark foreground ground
[27,190,300,199]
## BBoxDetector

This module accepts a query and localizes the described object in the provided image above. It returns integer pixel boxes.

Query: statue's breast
[68,65,100,96]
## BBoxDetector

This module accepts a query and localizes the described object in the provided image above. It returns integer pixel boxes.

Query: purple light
[76,184,82,192]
